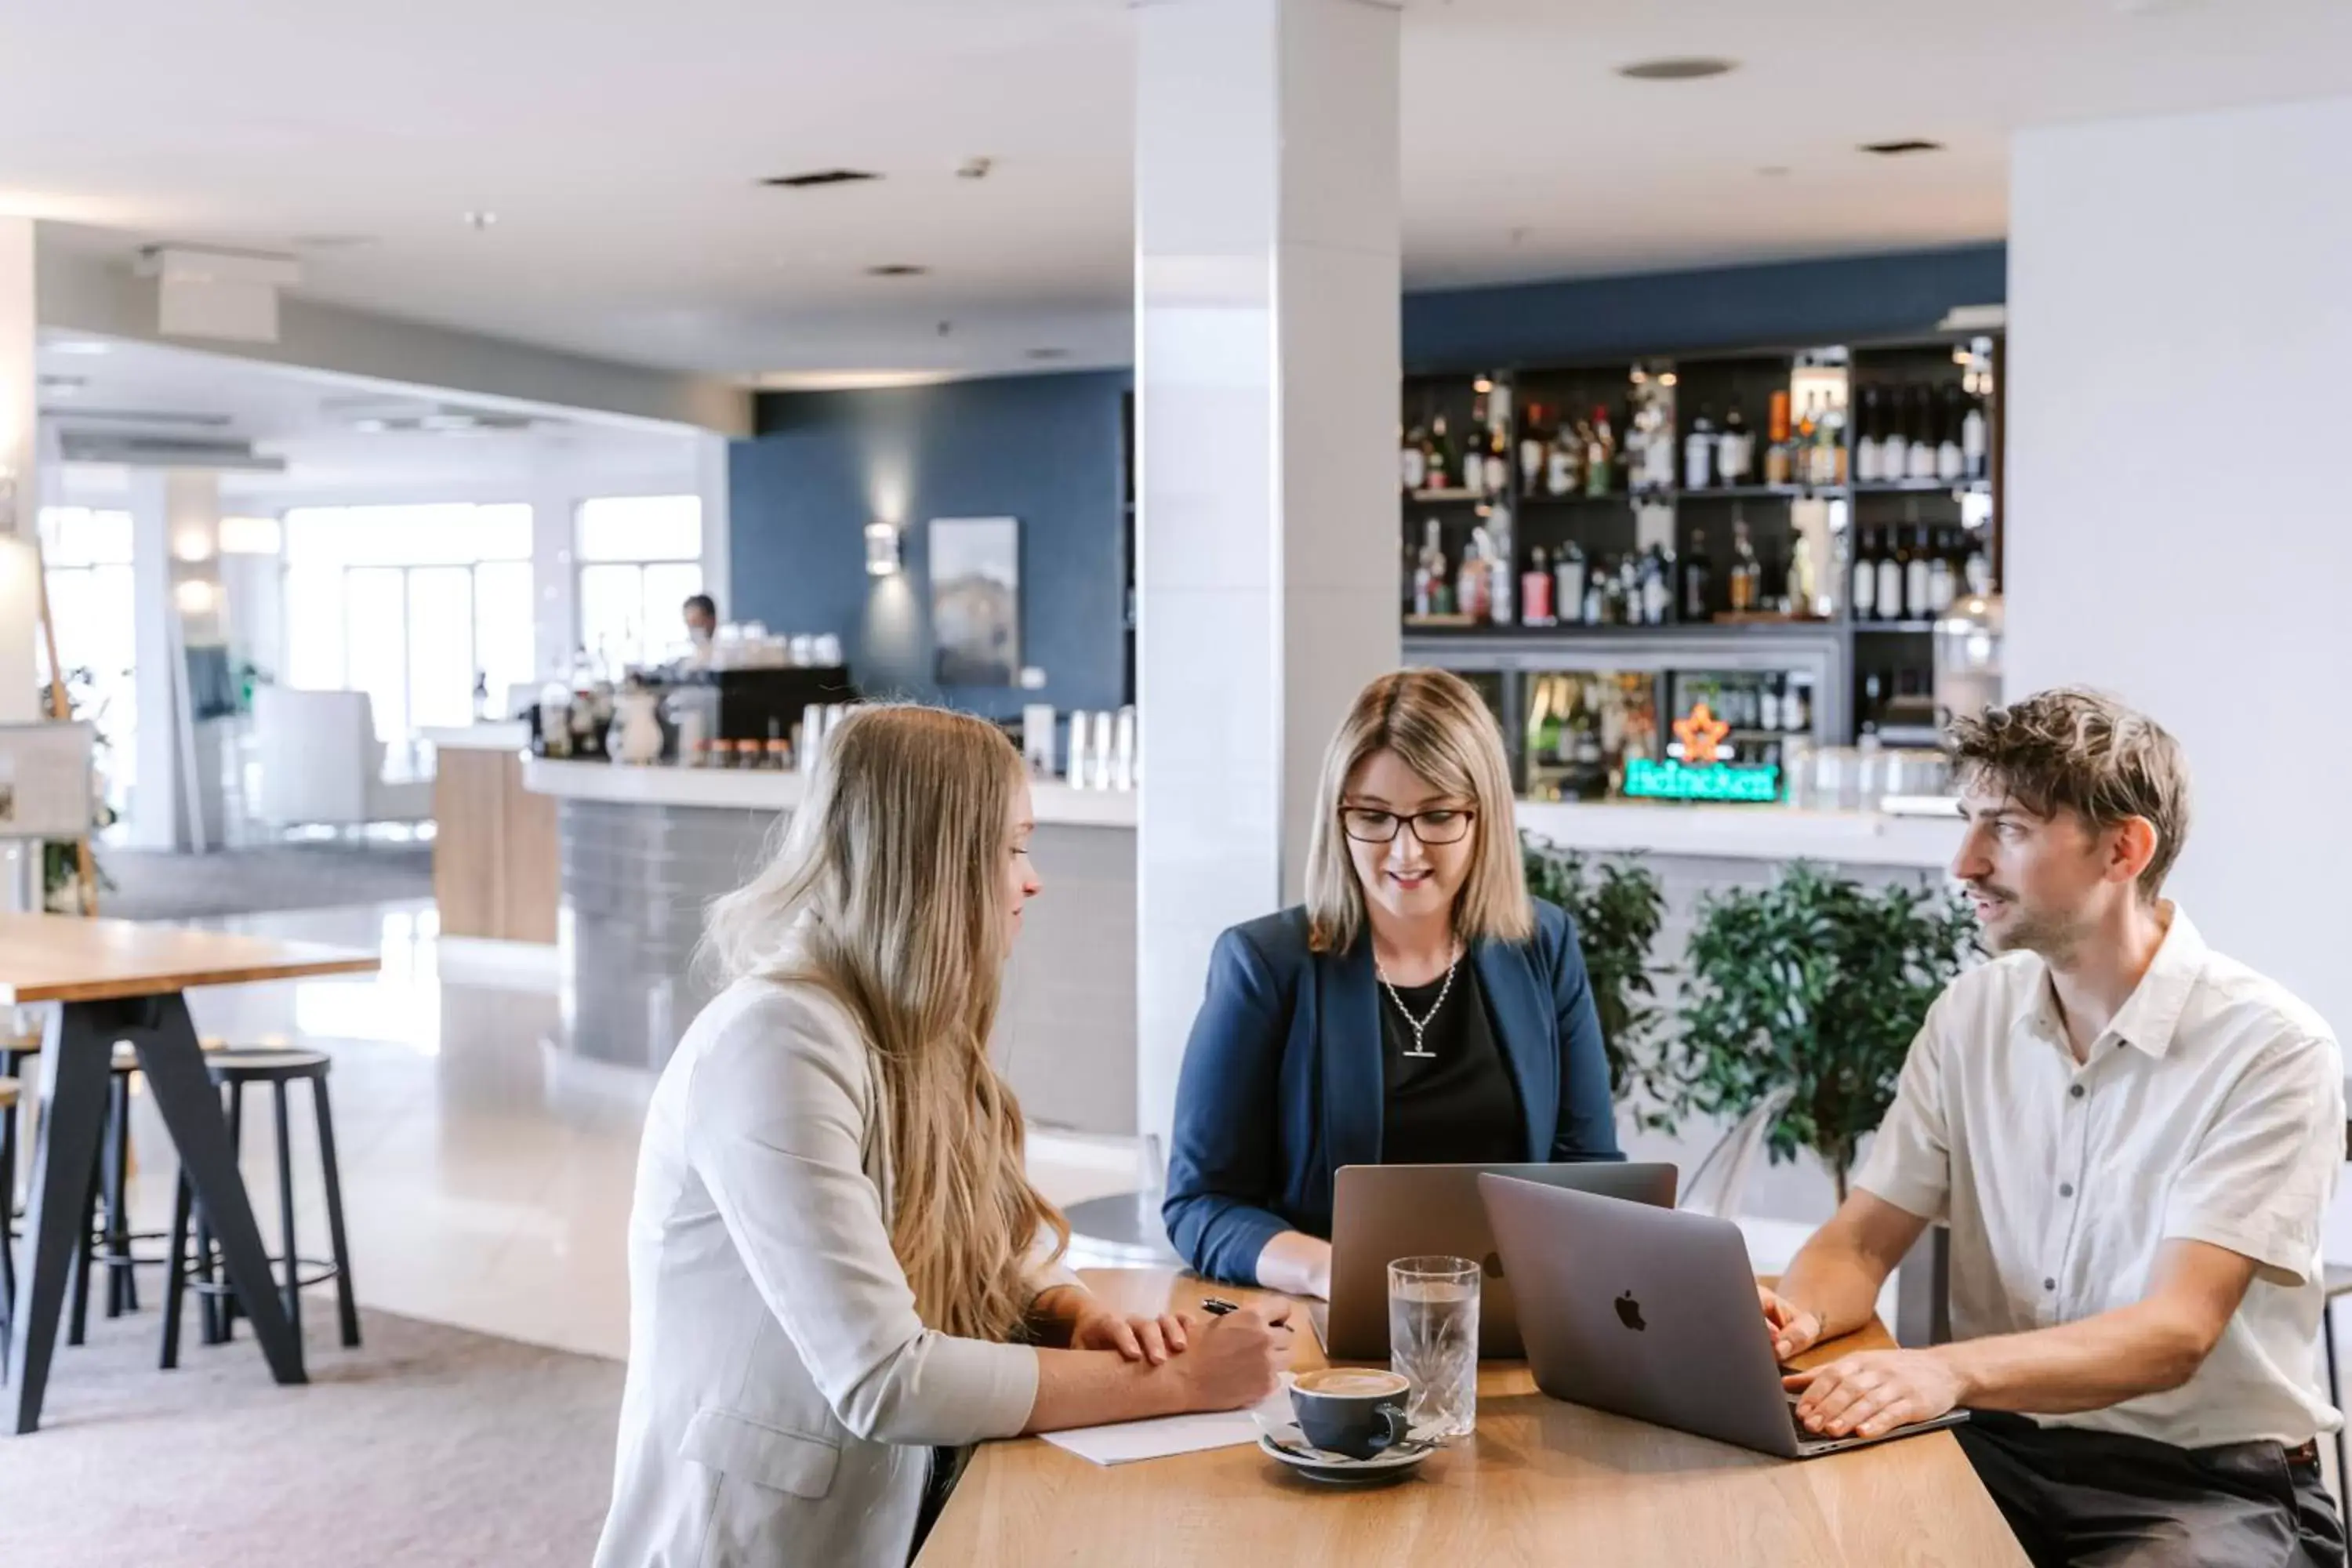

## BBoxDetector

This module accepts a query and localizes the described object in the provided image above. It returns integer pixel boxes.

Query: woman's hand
[1177,1301,1292,1410]
[1069,1301,1194,1367]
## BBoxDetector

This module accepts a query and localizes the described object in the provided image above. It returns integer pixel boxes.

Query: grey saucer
[1255,1421,1438,1486]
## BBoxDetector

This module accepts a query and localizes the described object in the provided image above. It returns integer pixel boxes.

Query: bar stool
[0,1075,19,1358]
[64,1045,149,1345]
[161,1047,358,1368]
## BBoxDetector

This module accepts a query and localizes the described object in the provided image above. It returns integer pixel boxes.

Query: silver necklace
[1377,943,1460,1060]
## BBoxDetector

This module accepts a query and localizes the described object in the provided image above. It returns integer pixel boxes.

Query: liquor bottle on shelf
[1784,677,1811,733]
[1522,546,1554,626]
[1428,415,1454,492]
[1463,398,1487,496]
[1877,527,1906,621]
[1402,423,1427,492]
[1682,528,1713,622]
[1640,397,1677,492]
[1458,526,1490,620]
[1926,527,1955,614]
[1904,524,1932,619]
[1414,517,1448,615]
[1962,385,1989,481]
[1642,545,1673,626]
[1683,404,1717,491]
[1483,415,1510,497]
[1936,385,1965,483]
[1728,514,1760,614]
[1964,528,1993,598]
[1819,392,1848,486]
[1907,385,1936,481]
[1489,520,1515,626]
[1582,556,1606,626]
[1853,386,1882,484]
[1719,399,1752,485]
[1762,390,1791,487]
[1586,406,1617,496]
[1849,528,1878,621]
[1555,541,1588,625]
[1545,418,1579,495]
[1760,677,1781,732]
[1518,405,1546,493]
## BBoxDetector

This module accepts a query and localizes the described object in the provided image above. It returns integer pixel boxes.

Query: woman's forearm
[1253,1230,1332,1299]
[1022,1347,1199,1433]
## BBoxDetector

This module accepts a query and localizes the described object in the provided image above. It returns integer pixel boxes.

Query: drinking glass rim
[1387,1254,1480,1282]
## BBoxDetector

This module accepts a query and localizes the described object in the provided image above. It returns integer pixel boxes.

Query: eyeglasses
[1338,807,1475,846]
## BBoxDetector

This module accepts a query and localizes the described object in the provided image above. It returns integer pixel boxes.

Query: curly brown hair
[1947,688,2190,900]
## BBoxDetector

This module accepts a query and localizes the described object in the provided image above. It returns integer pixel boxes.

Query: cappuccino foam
[1295,1368,1409,1398]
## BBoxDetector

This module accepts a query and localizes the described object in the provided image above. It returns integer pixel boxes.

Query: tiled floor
[64,901,1143,1363]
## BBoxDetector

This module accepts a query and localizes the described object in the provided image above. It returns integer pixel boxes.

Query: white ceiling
[38,336,702,505]
[5,0,2352,380]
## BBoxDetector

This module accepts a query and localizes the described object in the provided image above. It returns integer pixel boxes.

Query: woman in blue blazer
[1161,669,1620,1297]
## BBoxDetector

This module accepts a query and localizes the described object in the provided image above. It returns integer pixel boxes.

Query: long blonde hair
[1303,669,1533,955]
[706,705,1068,1343]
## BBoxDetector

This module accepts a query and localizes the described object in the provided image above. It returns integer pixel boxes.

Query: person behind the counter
[1160,666,1620,1298]
[1760,688,2344,1568]
[682,592,718,651]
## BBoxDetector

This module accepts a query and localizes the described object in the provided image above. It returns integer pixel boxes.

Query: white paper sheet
[1036,1388,1291,1467]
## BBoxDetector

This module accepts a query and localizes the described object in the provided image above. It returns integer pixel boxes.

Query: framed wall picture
[0,720,95,840]
[929,516,1021,687]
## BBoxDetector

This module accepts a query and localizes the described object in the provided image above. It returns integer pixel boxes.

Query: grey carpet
[96,844,436,921]
[5,1307,623,1566]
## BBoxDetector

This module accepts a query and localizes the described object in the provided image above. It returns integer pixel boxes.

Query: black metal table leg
[8,1005,111,1433]
[129,996,304,1389]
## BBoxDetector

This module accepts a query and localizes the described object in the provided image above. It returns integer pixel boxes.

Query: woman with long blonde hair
[597,706,1287,1568]
[1162,669,1620,1299]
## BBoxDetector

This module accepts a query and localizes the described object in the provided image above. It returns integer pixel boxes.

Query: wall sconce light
[865,521,902,576]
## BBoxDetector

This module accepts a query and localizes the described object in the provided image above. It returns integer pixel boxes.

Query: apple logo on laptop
[1482,1250,1505,1280]
[1614,1291,1647,1332]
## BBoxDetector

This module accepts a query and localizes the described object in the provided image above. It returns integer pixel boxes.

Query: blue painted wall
[730,371,1130,718]
[728,245,2008,718]
[1403,242,2007,372]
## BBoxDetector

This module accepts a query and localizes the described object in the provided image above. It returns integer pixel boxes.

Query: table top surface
[0,913,380,1004]
[918,1269,2028,1568]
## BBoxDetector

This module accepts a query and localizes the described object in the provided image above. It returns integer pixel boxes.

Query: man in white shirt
[1762,688,2345,1568]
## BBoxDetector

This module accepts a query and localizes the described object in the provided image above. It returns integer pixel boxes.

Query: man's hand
[1069,1301,1194,1367]
[1758,1283,1824,1362]
[1784,1348,1965,1440]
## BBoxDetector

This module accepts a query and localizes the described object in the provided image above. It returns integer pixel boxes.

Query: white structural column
[1134,0,1402,1152]
[0,217,35,544]
[695,430,734,629]
[528,454,581,685]
[126,471,226,850]
[2006,97,2352,1067]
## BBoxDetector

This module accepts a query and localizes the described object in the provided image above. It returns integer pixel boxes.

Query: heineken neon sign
[1624,757,1781,803]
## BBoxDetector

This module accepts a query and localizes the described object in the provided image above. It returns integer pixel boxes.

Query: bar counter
[520,758,1959,1140]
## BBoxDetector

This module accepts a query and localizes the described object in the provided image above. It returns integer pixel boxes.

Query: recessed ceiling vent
[1860,139,1945,156]
[762,169,880,189]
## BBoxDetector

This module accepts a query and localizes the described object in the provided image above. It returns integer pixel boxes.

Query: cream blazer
[593,956,1080,1567]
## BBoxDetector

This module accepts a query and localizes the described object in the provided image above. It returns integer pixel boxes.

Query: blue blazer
[1160,898,1621,1285]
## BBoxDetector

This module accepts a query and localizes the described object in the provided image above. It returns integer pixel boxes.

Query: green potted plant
[1654,860,1976,1200]
[1520,833,1667,1099]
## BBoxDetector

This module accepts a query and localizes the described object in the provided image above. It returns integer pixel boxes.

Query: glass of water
[1388,1254,1480,1439]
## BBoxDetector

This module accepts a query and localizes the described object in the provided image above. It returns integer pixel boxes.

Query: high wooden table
[0,914,379,1435]
[919,1269,2030,1568]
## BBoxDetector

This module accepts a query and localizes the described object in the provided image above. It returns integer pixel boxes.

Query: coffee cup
[1287,1367,1411,1461]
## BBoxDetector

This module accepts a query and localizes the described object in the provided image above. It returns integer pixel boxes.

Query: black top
[1377,960,1526,1166]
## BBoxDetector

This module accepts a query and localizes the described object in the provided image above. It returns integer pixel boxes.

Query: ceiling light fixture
[763,169,880,189]
[866,264,927,278]
[1615,56,1737,82]
[957,157,994,180]
[463,210,498,229]
[1860,139,1945,156]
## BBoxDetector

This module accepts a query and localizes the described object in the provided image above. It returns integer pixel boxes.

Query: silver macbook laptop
[1310,1161,1678,1361]
[1479,1173,1965,1459]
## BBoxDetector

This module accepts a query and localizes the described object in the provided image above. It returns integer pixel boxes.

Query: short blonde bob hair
[1304,668,1532,955]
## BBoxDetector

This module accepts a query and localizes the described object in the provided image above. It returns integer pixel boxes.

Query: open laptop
[1311,1161,1678,1361]
[1479,1173,1965,1458]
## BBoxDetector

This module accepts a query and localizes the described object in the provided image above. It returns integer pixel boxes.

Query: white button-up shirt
[1853,906,2344,1449]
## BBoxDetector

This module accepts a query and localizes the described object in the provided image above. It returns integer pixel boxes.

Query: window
[575,495,703,670]
[281,503,535,752]
[37,508,136,813]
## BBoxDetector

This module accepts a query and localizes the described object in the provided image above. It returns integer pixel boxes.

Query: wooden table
[0,915,379,1435]
[920,1270,2029,1568]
